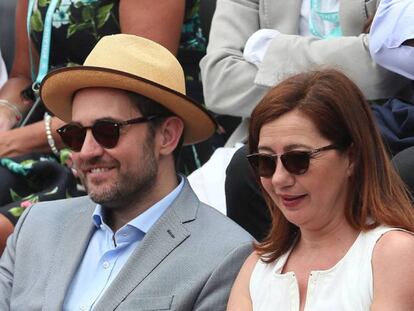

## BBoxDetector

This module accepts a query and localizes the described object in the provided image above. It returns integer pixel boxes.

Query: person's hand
[0,106,19,132]
[0,129,27,157]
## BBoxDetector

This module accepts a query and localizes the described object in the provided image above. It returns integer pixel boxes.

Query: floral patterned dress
[0,0,208,224]
[30,0,121,67]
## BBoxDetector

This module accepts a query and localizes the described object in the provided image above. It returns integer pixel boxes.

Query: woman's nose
[270,158,295,189]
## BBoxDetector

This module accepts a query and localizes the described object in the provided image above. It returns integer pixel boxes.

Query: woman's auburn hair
[249,69,414,263]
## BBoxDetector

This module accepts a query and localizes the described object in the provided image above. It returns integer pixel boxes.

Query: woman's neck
[298,217,359,252]
[283,219,360,274]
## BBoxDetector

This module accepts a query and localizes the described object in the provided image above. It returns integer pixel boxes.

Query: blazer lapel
[94,180,199,311]
[43,198,96,311]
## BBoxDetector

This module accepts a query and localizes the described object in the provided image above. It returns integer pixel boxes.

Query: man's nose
[77,130,104,159]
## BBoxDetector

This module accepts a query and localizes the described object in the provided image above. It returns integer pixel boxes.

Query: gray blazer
[0,180,252,310]
[200,0,413,146]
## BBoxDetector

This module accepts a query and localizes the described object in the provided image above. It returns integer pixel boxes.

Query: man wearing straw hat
[0,34,252,310]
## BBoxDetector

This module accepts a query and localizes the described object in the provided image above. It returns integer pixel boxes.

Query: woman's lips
[279,194,307,208]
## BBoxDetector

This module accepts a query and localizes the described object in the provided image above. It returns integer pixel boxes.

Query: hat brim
[40,66,217,145]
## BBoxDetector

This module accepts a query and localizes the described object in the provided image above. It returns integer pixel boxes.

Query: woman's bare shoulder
[242,251,261,273]
[227,251,261,311]
[373,229,414,260]
[371,230,414,310]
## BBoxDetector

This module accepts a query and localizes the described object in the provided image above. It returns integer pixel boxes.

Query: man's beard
[83,137,158,208]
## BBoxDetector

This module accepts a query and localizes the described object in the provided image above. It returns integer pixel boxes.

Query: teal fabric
[309,0,342,39]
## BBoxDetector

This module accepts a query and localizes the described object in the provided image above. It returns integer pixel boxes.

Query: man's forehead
[71,88,141,121]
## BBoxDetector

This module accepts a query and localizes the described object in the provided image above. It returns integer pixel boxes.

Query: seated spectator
[201,0,412,147]
[369,0,414,80]
[369,0,414,204]
[200,0,413,240]
[0,0,185,254]
[227,69,414,310]
[0,34,252,309]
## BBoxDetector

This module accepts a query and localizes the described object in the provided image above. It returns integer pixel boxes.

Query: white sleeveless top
[250,226,405,311]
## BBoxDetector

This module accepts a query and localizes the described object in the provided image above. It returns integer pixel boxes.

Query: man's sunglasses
[57,115,163,152]
[246,144,338,177]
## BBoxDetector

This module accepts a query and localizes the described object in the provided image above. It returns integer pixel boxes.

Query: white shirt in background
[0,50,7,88]
[369,0,414,80]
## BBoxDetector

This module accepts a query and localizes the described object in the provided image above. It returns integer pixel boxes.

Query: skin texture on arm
[200,0,411,119]
[371,231,414,310]
[0,0,34,131]
[0,116,65,157]
[0,0,185,156]
[226,252,259,311]
[119,0,185,55]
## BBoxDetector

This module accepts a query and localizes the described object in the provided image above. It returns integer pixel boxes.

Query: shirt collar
[92,176,185,234]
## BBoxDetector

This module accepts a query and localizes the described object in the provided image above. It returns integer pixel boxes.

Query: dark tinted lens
[92,121,120,149]
[281,151,310,175]
[248,154,276,178]
[58,124,86,152]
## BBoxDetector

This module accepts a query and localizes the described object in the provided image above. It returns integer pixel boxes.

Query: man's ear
[157,116,184,156]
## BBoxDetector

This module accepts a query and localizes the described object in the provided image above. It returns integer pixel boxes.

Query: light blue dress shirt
[63,177,184,311]
[369,0,414,80]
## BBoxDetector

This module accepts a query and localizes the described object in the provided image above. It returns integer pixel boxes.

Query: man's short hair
[126,91,184,166]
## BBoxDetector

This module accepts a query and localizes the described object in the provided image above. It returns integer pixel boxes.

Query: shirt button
[79,305,88,311]
[102,261,110,269]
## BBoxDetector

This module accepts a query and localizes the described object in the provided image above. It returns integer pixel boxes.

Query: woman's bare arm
[119,0,185,55]
[371,230,414,310]
[227,252,259,311]
[0,0,34,131]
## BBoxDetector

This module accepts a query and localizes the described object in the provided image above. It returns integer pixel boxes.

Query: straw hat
[40,34,217,145]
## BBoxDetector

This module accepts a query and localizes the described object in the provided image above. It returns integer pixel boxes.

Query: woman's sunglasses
[57,115,163,152]
[246,144,338,177]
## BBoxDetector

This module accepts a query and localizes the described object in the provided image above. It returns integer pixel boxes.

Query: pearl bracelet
[0,99,22,123]
[44,112,60,156]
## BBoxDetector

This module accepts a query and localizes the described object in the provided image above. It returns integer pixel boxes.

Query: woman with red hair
[228,69,414,310]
